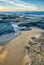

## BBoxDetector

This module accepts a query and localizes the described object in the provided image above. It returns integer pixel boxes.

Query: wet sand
[0,27,44,65]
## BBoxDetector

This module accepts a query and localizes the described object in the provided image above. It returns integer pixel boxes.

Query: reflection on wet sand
[0,47,8,63]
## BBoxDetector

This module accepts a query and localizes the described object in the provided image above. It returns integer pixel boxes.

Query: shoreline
[0,31,21,45]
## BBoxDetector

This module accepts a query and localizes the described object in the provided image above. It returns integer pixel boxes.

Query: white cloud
[0,0,38,11]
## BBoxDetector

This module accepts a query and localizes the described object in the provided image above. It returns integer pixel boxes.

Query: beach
[0,27,44,65]
[0,2,44,65]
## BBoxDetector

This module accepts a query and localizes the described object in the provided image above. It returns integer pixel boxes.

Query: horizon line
[0,10,44,12]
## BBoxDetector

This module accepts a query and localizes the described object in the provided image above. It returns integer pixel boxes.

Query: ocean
[0,11,44,34]
[0,11,44,44]
[0,11,44,17]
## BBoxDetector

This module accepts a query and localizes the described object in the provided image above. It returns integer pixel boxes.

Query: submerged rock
[25,33,44,65]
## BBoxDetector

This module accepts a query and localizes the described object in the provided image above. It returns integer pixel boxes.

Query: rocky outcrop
[25,33,44,65]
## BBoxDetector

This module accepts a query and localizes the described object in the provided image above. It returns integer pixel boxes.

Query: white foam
[11,22,20,35]
[11,22,18,30]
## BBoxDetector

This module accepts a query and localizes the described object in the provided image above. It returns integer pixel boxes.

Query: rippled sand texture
[0,27,44,65]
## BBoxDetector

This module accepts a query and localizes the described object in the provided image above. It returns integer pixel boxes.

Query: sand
[0,27,44,65]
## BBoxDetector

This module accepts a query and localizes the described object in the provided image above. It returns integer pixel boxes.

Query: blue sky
[0,0,44,11]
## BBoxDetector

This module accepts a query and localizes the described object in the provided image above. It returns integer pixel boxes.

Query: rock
[25,33,44,65]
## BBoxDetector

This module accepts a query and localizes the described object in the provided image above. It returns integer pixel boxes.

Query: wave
[0,20,19,36]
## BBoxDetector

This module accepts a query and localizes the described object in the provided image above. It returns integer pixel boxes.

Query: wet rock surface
[25,33,44,65]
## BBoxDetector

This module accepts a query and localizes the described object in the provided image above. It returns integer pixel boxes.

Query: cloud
[0,6,18,11]
[0,0,38,11]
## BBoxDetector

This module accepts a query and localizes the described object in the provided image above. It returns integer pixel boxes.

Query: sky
[0,0,44,11]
